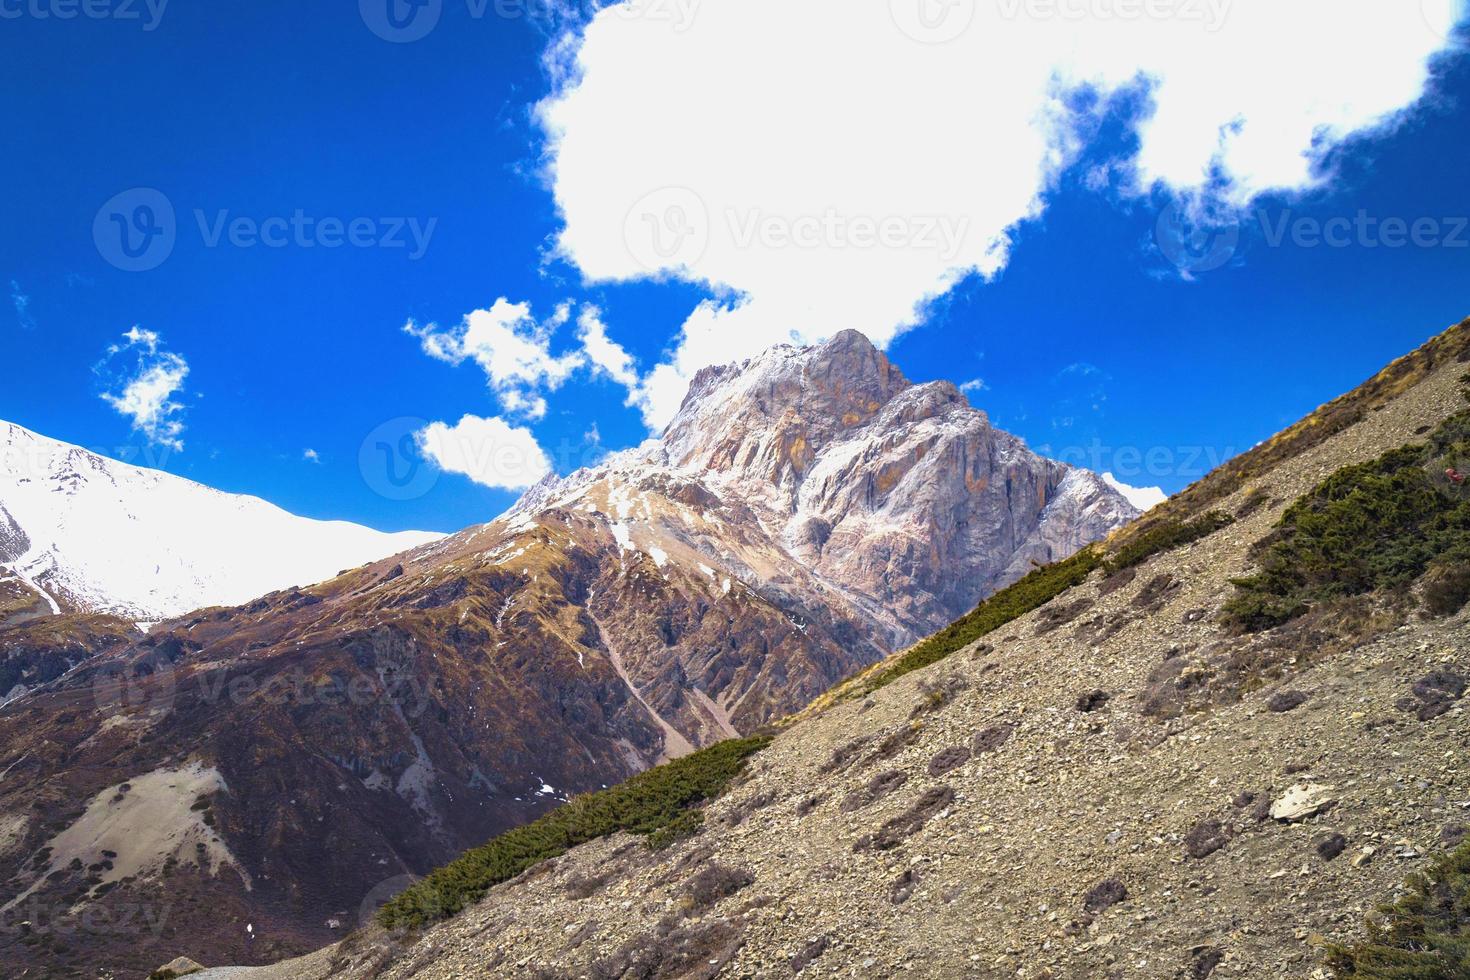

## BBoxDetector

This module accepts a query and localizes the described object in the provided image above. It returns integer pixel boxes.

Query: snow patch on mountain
[1103,473,1169,512]
[0,421,443,622]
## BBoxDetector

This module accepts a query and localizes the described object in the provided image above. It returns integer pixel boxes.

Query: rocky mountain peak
[667,332,976,484]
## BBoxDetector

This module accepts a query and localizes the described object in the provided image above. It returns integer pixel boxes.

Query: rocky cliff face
[515,329,1138,655]
[0,332,1133,978]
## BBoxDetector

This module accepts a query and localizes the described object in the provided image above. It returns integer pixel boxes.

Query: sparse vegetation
[1111,320,1470,551]
[377,734,771,931]
[1224,411,1470,632]
[1101,512,1235,574]
[1325,839,1470,977]
[853,546,1102,695]
[680,862,753,911]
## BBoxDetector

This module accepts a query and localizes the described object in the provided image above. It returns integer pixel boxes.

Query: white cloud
[404,298,585,421]
[576,306,639,388]
[415,414,553,491]
[97,327,191,451]
[541,0,1459,425]
[1103,473,1169,512]
[303,448,322,464]
[959,378,988,396]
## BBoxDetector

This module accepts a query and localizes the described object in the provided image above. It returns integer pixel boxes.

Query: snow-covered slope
[0,421,442,622]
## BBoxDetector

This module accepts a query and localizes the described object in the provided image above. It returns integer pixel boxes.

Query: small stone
[1270,784,1337,823]
[1267,690,1310,713]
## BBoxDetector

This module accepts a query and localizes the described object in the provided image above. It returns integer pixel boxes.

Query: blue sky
[3,1,1468,533]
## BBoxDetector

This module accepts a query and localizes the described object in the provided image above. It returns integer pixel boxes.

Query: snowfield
[0,421,442,622]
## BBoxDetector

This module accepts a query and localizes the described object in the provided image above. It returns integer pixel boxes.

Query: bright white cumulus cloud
[416,415,553,491]
[542,0,1462,428]
[405,298,586,421]
[97,327,191,451]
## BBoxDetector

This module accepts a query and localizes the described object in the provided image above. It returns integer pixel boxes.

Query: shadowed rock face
[0,331,1133,978]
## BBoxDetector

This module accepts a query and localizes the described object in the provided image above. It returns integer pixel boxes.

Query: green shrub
[646,808,705,852]
[1225,412,1470,632]
[377,735,771,931]
[851,508,1241,698]
[1102,512,1235,574]
[1325,840,1470,977]
[855,547,1103,696]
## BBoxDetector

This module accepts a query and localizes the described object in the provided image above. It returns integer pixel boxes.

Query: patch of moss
[1325,840,1470,978]
[1224,411,1470,632]
[377,734,771,931]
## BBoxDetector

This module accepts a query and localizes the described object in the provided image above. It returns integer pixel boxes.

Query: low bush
[1102,512,1235,574]
[377,735,771,930]
[1224,411,1470,632]
[1325,839,1470,977]
[855,547,1103,695]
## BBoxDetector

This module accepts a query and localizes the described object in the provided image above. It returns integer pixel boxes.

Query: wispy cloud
[10,281,35,330]
[96,327,191,451]
[303,448,322,464]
